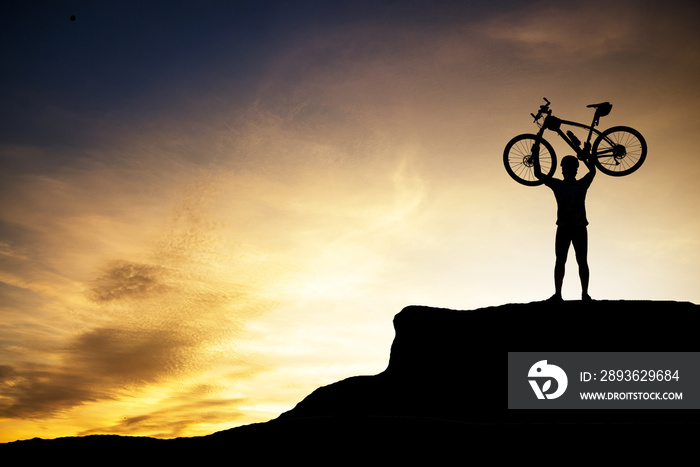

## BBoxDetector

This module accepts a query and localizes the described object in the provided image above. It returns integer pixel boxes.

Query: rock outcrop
[278,300,700,425]
[4,300,699,461]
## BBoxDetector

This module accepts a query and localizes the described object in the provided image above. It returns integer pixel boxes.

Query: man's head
[561,155,579,179]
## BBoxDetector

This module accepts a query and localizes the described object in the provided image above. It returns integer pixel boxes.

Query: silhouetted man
[534,152,596,302]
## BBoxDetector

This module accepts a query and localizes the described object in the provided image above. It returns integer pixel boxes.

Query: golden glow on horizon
[2,0,700,443]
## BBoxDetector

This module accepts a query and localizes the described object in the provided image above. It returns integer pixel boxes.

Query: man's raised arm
[581,147,597,181]
[532,144,546,181]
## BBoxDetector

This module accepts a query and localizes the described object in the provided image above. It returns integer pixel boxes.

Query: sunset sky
[2,0,699,442]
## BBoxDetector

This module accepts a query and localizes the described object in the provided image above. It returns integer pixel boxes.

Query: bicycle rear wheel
[592,126,647,176]
[503,134,556,186]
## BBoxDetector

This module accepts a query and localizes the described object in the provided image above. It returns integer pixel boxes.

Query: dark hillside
[280,300,700,425]
[4,300,698,461]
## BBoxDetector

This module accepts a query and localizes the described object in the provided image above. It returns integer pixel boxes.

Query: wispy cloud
[0,164,279,427]
[88,261,169,302]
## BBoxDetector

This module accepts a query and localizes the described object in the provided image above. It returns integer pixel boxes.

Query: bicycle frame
[533,110,602,161]
[504,98,647,185]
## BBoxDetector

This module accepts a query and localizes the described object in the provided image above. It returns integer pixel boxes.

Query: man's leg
[553,226,571,300]
[572,227,590,300]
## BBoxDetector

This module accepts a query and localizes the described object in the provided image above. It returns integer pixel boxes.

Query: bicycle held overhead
[504,98,647,186]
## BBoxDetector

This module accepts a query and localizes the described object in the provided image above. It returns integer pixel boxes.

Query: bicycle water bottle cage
[566,130,581,148]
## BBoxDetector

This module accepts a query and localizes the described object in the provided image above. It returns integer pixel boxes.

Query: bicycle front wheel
[503,134,556,186]
[592,126,647,176]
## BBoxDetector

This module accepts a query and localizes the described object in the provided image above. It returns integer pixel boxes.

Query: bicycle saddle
[587,101,612,117]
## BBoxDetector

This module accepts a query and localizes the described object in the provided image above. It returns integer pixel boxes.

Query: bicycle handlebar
[531,97,551,122]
